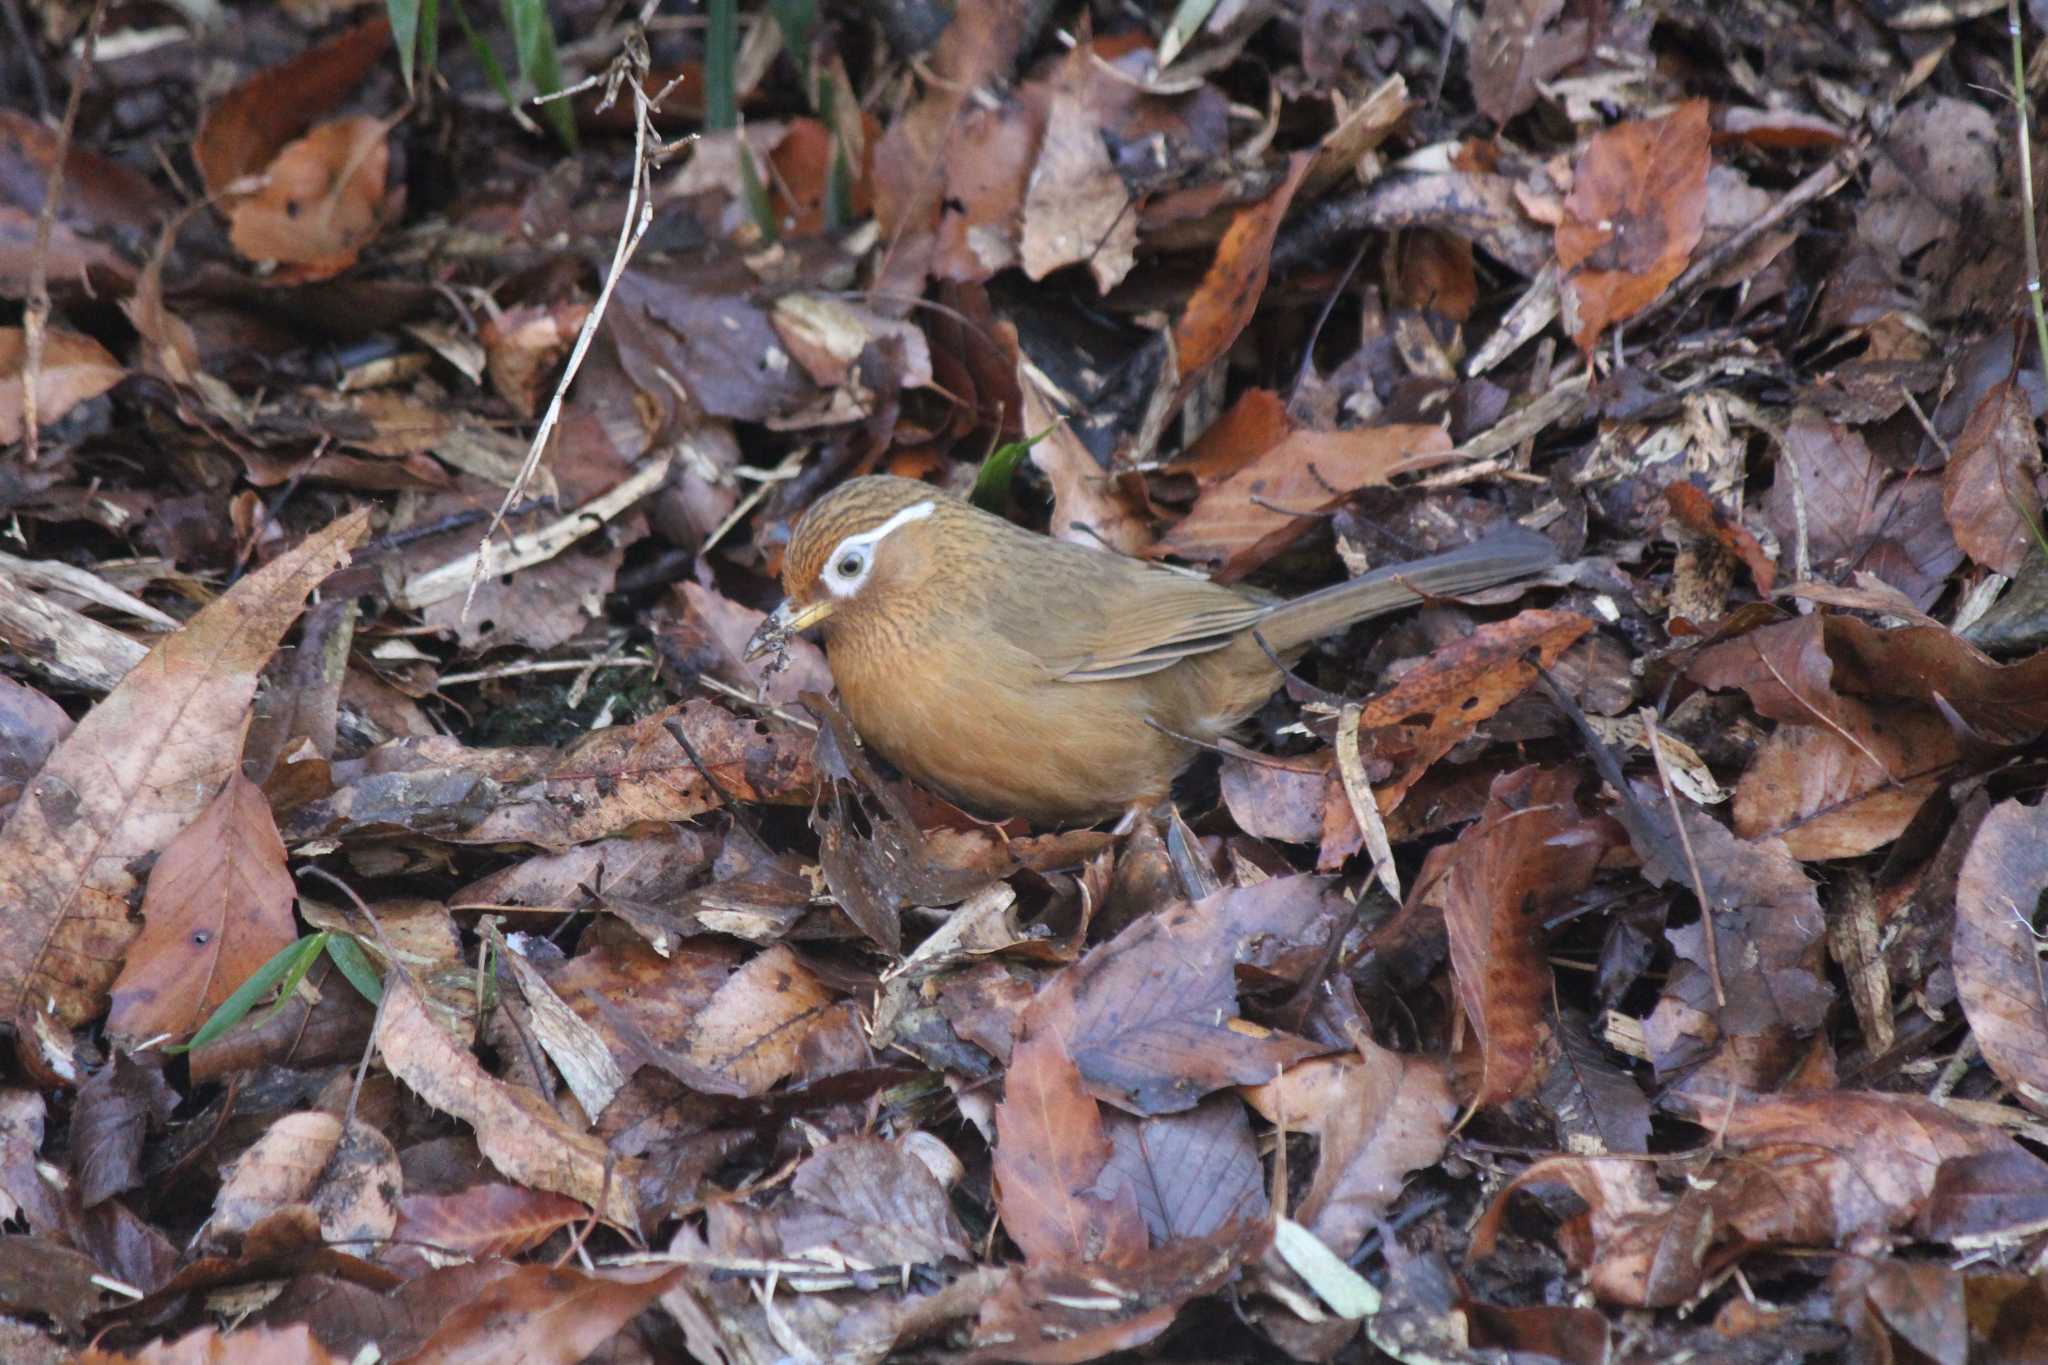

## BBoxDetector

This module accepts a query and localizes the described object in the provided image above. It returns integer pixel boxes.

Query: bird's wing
[1046,567,1268,683]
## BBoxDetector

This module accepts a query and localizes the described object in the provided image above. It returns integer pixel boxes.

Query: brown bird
[745,475,1557,826]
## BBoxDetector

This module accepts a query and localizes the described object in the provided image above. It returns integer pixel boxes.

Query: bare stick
[2014,0,2048,403]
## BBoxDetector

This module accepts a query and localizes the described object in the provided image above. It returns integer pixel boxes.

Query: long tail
[1254,524,1559,654]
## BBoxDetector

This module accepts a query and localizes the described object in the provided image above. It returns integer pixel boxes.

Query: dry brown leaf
[205,1111,342,1250]
[1027,881,1331,1115]
[192,15,390,195]
[1954,797,2048,1115]
[679,943,834,1096]
[397,1262,682,1365]
[395,1183,590,1261]
[376,972,640,1229]
[227,116,395,279]
[0,328,124,444]
[1429,765,1605,1109]
[991,1025,1146,1267]
[0,509,368,1030]
[1244,1041,1455,1259]
[76,1321,343,1364]
[107,773,297,1044]
[1157,419,1457,580]
[1942,381,2044,578]
[1173,152,1312,396]
[1020,88,1137,292]
[1557,99,1710,353]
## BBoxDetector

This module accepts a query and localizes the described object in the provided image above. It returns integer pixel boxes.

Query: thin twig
[2012,0,2048,403]
[464,32,664,622]
[20,0,111,466]
[437,655,653,686]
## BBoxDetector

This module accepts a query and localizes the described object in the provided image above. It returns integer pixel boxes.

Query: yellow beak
[743,598,835,660]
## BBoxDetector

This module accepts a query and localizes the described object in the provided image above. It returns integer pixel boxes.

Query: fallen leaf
[0,509,367,1030]
[1244,1041,1454,1258]
[991,1025,1146,1266]
[1954,797,2048,1115]
[193,15,391,195]
[680,944,834,1096]
[0,328,123,443]
[227,116,395,279]
[1174,152,1312,397]
[1942,381,2044,577]
[1557,99,1710,352]
[107,773,297,1044]
[1429,765,1606,1108]
[395,1183,590,1261]
[376,973,641,1229]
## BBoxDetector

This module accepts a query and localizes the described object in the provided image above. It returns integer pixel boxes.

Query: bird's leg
[1104,801,1176,935]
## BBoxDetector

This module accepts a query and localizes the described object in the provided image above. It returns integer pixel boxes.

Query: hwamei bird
[745,475,1557,826]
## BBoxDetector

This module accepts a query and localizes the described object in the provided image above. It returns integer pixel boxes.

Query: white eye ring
[817,500,935,599]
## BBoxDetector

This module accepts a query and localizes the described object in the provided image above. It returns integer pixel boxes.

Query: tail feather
[1254,524,1559,653]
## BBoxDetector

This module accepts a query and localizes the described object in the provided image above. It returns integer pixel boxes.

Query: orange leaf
[0,327,123,444]
[1556,99,1710,353]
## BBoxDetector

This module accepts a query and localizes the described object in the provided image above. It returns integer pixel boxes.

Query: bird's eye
[834,551,865,578]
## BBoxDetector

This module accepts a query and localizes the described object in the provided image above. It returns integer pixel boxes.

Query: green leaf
[171,933,328,1054]
[325,934,385,1005]
[502,0,576,149]
[769,0,816,96]
[387,0,423,90]
[738,142,776,242]
[705,0,738,132]
[448,0,525,132]
[418,0,440,87]
[971,424,1060,512]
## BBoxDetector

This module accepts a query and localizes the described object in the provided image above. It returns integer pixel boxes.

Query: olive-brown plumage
[747,475,1556,824]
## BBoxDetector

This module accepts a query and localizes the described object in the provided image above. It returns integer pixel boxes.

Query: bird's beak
[744,598,834,661]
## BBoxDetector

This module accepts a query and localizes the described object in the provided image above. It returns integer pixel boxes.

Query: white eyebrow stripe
[833,500,936,556]
[819,500,936,598]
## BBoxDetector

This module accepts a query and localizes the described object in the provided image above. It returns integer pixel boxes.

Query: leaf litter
[5,0,2048,1360]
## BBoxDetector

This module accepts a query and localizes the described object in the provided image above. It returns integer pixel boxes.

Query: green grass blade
[387,0,423,90]
[706,0,738,131]
[171,933,328,1054]
[325,934,385,1005]
[971,424,1059,512]
[503,0,576,149]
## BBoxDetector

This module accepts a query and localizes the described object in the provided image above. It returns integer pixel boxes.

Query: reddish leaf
[226,117,394,279]
[107,773,295,1044]
[1172,152,1312,394]
[1429,765,1605,1108]
[193,16,390,194]
[1157,416,1455,580]
[1557,99,1710,352]
[1943,381,2044,577]
[992,1026,1145,1266]
[396,1184,590,1261]
[399,1263,682,1365]
[376,973,641,1229]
